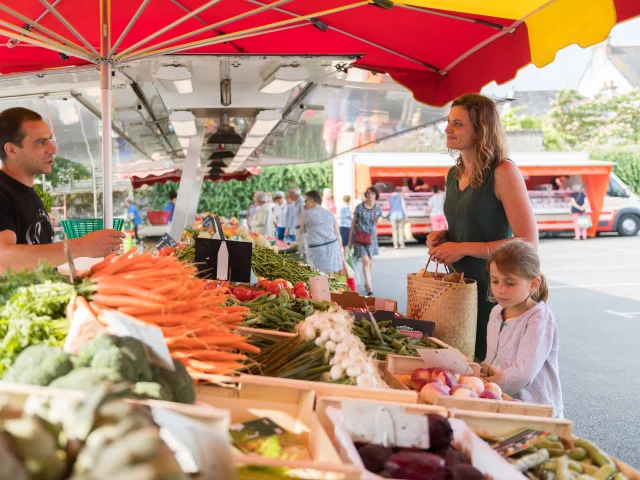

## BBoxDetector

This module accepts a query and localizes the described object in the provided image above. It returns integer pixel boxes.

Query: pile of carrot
[76,248,256,377]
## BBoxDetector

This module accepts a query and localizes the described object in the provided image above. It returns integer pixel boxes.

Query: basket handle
[426,256,458,276]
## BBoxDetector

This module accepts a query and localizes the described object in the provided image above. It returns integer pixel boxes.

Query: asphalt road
[361,234,640,467]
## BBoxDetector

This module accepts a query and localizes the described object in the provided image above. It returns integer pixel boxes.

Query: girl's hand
[428,242,465,264]
[485,365,504,385]
[480,362,492,377]
[426,230,448,248]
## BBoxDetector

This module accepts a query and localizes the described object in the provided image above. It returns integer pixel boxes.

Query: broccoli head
[49,368,124,391]
[3,345,73,386]
[152,360,195,404]
[77,334,153,383]
[132,382,173,402]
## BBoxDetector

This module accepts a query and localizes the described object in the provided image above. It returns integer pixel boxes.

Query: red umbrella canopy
[0,0,638,106]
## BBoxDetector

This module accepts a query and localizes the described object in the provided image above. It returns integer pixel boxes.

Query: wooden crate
[316,397,526,480]
[385,355,553,417]
[234,455,361,479]
[236,373,418,404]
[449,410,640,480]
[196,379,344,467]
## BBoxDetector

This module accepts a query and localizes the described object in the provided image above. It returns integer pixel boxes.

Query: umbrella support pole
[170,127,205,241]
[101,62,113,230]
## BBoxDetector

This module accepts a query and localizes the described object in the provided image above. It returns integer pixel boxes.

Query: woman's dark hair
[305,190,323,205]
[432,185,440,193]
[365,186,380,200]
[0,107,44,161]
[168,190,178,200]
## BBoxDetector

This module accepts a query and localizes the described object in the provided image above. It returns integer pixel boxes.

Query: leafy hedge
[591,149,640,194]
[141,162,333,218]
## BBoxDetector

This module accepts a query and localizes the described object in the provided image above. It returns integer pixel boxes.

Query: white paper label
[417,347,473,375]
[103,310,175,371]
[217,241,229,281]
[153,407,234,480]
[341,400,430,449]
[309,275,331,301]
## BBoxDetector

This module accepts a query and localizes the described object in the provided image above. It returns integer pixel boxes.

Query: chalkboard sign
[202,215,215,229]
[353,310,435,339]
[155,233,178,250]
[195,237,252,283]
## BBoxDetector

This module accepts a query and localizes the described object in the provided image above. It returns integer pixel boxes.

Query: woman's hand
[428,242,466,264]
[485,364,504,385]
[426,230,448,248]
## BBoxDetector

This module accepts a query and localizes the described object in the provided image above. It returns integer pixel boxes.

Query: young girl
[482,239,564,417]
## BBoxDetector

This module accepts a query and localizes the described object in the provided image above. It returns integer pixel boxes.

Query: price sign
[202,215,215,229]
[155,233,178,250]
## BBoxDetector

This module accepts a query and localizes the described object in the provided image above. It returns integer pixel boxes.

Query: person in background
[267,192,275,211]
[124,196,142,243]
[322,188,337,215]
[427,93,537,362]
[301,190,343,275]
[249,191,275,237]
[482,240,563,418]
[551,175,568,191]
[284,192,296,243]
[163,190,177,222]
[427,185,446,232]
[0,107,123,273]
[288,186,305,253]
[570,183,588,241]
[388,186,407,249]
[408,176,425,192]
[273,191,288,241]
[247,192,259,225]
[339,195,353,257]
[348,186,383,296]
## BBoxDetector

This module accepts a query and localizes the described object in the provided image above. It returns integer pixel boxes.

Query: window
[608,176,627,198]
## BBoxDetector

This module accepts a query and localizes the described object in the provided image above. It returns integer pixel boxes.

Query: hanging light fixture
[207,113,244,145]
[260,66,309,94]
[156,66,193,94]
[220,60,232,107]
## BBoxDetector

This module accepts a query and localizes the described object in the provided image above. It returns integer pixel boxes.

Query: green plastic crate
[61,218,125,239]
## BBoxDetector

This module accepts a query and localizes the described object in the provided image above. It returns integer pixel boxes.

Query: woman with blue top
[163,190,177,222]
[124,196,142,243]
[301,190,342,274]
[570,183,589,241]
[388,186,407,249]
[338,195,353,257]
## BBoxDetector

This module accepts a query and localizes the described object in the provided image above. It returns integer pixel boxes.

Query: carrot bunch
[76,248,255,377]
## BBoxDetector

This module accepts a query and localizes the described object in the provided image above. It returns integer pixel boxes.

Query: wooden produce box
[234,455,361,479]
[235,373,418,404]
[385,355,554,417]
[317,397,526,480]
[331,290,397,312]
[449,410,640,480]
[195,378,345,468]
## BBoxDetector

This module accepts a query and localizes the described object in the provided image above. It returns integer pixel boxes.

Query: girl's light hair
[450,94,508,189]
[487,239,548,303]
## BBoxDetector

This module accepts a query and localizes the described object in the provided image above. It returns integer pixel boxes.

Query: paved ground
[361,234,640,467]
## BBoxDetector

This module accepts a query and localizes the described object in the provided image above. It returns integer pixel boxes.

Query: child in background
[339,195,353,258]
[481,239,564,417]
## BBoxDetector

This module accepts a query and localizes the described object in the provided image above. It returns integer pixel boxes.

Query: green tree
[50,156,91,188]
[591,149,640,194]
[140,162,333,218]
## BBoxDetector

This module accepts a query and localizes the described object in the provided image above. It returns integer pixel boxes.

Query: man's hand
[74,229,125,258]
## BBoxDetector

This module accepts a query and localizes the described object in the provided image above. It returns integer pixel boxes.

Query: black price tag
[202,215,215,229]
[195,237,252,283]
[155,233,178,250]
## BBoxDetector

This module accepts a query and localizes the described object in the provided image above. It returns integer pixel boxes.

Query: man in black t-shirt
[0,107,124,273]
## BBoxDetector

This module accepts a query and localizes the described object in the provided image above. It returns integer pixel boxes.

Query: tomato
[296,289,310,298]
[271,278,288,287]
[233,287,252,302]
[293,282,307,291]
[258,279,271,289]
[252,289,267,299]
[267,283,283,295]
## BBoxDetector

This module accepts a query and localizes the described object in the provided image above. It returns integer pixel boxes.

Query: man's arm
[0,229,125,274]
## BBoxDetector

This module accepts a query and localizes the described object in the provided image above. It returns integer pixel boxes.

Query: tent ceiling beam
[118,1,368,62]
[0,25,93,61]
[108,0,151,58]
[39,0,100,58]
[115,0,292,62]
[70,90,154,161]
[395,3,505,31]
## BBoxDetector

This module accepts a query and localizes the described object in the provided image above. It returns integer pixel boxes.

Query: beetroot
[446,464,484,479]
[427,414,453,450]
[385,451,446,480]
[440,447,471,466]
[357,443,394,474]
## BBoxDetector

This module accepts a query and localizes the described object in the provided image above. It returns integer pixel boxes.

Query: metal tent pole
[100,0,112,229]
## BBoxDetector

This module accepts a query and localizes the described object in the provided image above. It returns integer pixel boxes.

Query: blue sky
[482,17,640,94]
